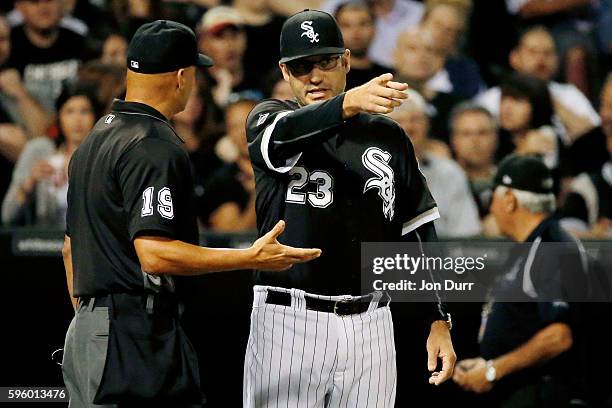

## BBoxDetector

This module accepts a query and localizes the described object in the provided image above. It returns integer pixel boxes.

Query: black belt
[79,294,181,314]
[265,290,390,316]
[79,295,110,308]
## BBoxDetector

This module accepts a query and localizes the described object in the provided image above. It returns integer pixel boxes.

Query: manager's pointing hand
[343,73,409,117]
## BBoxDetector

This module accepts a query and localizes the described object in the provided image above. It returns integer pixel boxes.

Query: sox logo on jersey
[362,147,395,221]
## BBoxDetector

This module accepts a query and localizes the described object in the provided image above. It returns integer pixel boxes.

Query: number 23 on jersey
[285,166,334,208]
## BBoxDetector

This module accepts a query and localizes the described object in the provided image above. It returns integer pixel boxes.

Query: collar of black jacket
[111,99,169,122]
[110,99,184,143]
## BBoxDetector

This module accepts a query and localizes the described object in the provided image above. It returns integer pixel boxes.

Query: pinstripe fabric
[244,286,397,408]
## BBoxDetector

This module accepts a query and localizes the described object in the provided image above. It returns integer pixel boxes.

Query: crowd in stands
[0,0,610,239]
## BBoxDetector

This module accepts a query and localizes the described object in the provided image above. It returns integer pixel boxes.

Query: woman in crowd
[1,84,98,226]
[498,72,561,170]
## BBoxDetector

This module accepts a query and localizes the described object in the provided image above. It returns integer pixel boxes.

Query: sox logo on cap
[300,21,319,43]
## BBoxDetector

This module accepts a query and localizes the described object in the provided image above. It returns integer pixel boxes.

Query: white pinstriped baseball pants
[243,286,397,408]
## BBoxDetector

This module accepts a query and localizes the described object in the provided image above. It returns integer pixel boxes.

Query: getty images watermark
[360,242,612,303]
[371,252,487,292]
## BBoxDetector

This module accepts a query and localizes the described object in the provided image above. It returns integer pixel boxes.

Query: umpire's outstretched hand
[342,73,409,118]
[426,320,457,386]
[250,220,322,271]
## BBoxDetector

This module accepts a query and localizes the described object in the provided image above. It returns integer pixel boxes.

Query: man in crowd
[453,155,583,406]
[394,25,463,142]
[449,102,499,223]
[199,94,258,231]
[232,0,285,82]
[389,90,481,237]
[334,0,391,90]
[475,26,600,143]
[420,1,484,99]
[8,0,88,113]
[560,74,612,238]
[323,0,424,68]
[197,6,261,108]
[0,14,52,207]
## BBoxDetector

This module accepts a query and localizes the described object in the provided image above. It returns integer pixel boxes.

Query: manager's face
[279,50,350,106]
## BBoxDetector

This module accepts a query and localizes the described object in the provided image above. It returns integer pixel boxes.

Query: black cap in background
[279,9,345,63]
[493,154,554,194]
[127,20,213,74]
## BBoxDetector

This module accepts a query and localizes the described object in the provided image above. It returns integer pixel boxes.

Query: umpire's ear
[176,68,186,90]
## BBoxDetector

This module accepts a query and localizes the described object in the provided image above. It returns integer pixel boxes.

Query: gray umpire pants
[62,298,116,408]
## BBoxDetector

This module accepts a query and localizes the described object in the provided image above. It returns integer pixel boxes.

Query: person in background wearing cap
[61,20,320,407]
[197,6,261,108]
[453,154,585,407]
[243,9,454,407]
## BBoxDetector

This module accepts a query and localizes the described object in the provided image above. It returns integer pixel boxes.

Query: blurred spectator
[0,14,53,206]
[262,69,294,100]
[0,14,52,138]
[505,0,599,99]
[450,102,499,223]
[270,79,293,100]
[334,0,391,90]
[2,84,98,226]
[100,32,127,67]
[498,73,561,171]
[265,0,323,17]
[476,26,600,143]
[76,61,126,113]
[466,0,518,86]
[420,1,485,99]
[7,0,89,36]
[174,87,208,153]
[560,74,612,238]
[322,0,423,68]
[173,74,225,207]
[233,0,284,81]
[198,95,258,231]
[389,90,481,237]
[8,0,88,113]
[596,0,612,69]
[365,0,423,68]
[394,26,463,142]
[110,0,163,40]
[61,0,105,38]
[197,6,261,107]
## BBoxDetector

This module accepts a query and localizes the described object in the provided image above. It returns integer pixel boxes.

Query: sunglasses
[286,54,343,76]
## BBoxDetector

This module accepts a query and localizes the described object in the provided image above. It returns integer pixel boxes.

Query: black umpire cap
[127,20,214,74]
[279,9,345,63]
[493,154,554,194]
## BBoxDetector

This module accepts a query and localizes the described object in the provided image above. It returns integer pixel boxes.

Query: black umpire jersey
[66,100,198,297]
[247,94,439,295]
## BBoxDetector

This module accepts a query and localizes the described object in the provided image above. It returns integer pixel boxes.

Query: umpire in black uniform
[61,20,320,407]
